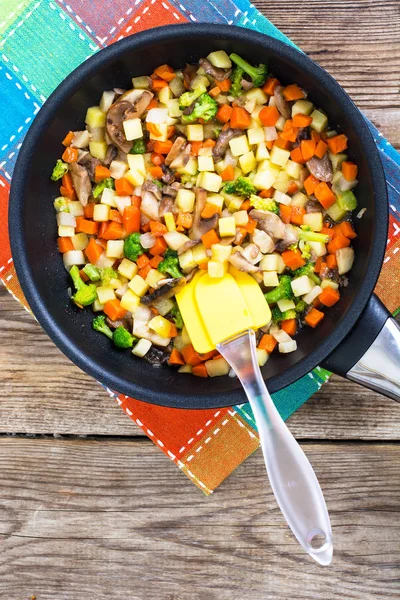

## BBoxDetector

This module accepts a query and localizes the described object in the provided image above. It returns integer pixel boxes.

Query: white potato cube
[211,244,232,263]
[234,210,249,226]
[208,260,228,278]
[85,106,106,128]
[71,233,89,251]
[128,275,150,297]
[89,140,107,160]
[310,109,328,133]
[198,156,215,172]
[245,87,268,105]
[270,146,290,167]
[149,123,168,142]
[256,348,269,367]
[285,160,303,179]
[303,285,322,305]
[263,271,279,287]
[198,172,222,193]
[308,241,327,257]
[93,204,110,222]
[120,289,141,313]
[219,216,236,237]
[275,115,286,131]
[177,156,198,176]
[101,187,117,207]
[277,298,296,312]
[68,201,84,217]
[206,50,232,68]
[127,154,146,176]
[229,135,250,157]
[291,192,308,207]
[164,212,176,232]
[146,108,168,124]
[247,127,265,146]
[192,243,208,265]
[239,151,257,174]
[145,269,166,288]
[123,118,143,141]
[198,146,213,157]
[92,299,105,312]
[118,258,138,280]
[279,340,297,353]
[205,357,230,377]
[110,160,128,180]
[115,195,132,214]
[291,275,314,297]
[58,225,75,237]
[256,142,270,162]
[96,286,116,304]
[63,250,85,270]
[187,124,204,141]
[125,169,144,187]
[253,169,278,191]
[164,231,190,250]
[176,188,196,212]
[106,240,125,259]
[260,253,285,273]
[132,338,152,357]
[291,100,314,117]
[158,85,172,105]
[167,99,183,118]
[99,90,116,113]
[207,194,224,210]
[179,249,197,272]
[273,189,291,205]
[303,212,323,232]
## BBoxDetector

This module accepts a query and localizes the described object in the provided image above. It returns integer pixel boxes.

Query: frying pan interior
[10,25,387,408]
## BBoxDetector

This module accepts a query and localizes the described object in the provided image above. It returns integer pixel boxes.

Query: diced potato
[120,289,141,313]
[179,249,197,272]
[291,275,314,297]
[109,160,128,180]
[99,90,115,113]
[207,194,224,209]
[247,127,265,146]
[263,271,279,287]
[206,50,232,69]
[242,244,262,264]
[93,204,110,222]
[145,269,166,288]
[118,258,138,280]
[95,252,115,269]
[63,250,85,270]
[336,247,355,275]
[190,74,210,90]
[167,99,183,118]
[149,315,173,338]
[158,85,172,105]
[152,297,174,317]
[92,299,105,312]
[146,108,169,124]
[234,210,249,226]
[176,188,196,212]
[310,109,328,133]
[205,357,230,377]
[329,152,348,171]
[128,274,149,297]
[277,298,296,312]
[326,201,347,222]
[164,212,176,232]
[100,188,117,207]
[291,99,314,117]
[123,118,143,141]
[85,106,106,128]
[253,169,278,191]
[279,340,297,354]
[68,201,84,217]
[178,364,192,374]
[181,326,191,346]
[132,338,152,357]
[149,123,168,142]
[256,348,269,367]
[239,151,257,174]
[251,105,263,125]
[164,231,190,250]
[57,212,76,228]
[115,195,132,215]
[96,286,116,304]
[219,216,236,237]
[197,172,222,193]
[227,196,243,212]
[71,233,89,251]
[285,160,303,179]
[198,146,213,157]
[275,115,286,131]
[260,253,285,273]
[58,225,75,237]
[303,212,323,232]
[272,180,290,194]
[125,169,144,187]
[321,279,339,290]
[308,241,327,257]
[253,229,274,253]
[177,156,198,176]
[270,146,290,167]
[303,285,322,305]
[187,124,204,142]
[273,189,291,205]
[208,260,228,278]
[127,154,146,176]
[211,244,232,263]
[229,135,250,157]
[291,192,308,207]
[106,240,125,259]
[244,87,268,105]
[198,155,215,172]
[256,142,270,162]
[192,243,208,265]
[89,140,108,160]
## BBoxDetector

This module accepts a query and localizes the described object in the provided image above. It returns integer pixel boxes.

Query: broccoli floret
[83,263,101,282]
[170,305,183,329]
[181,93,218,124]
[295,300,307,314]
[230,66,245,97]
[123,233,145,262]
[69,265,97,307]
[130,138,146,154]
[53,197,70,213]
[297,227,329,244]
[51,159,69,181]
[264,275,293,304]
[93,177,114,199]
[158,248,183,279]
[300,241,311,260]
[271,306,297,324]
[180,174,197,188]
[100,267,119,286]
[92,315,113,340]
[178,84,208,109]
[249,195,279,214]
[113,326,137,349]
[230,53,268,88]
[292,262,321,285]
[223,176,256,199]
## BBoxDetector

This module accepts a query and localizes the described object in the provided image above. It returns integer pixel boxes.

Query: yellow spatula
[176,270,333,566]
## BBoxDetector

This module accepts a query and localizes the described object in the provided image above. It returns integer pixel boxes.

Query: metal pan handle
[321,294,400,402]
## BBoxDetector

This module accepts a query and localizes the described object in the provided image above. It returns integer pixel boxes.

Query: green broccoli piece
[249,195,279,214]
[100,267,119,286]
[69,265,97,307]
[92,315,113,340]
[292,262,321,285]
[170,305,183,329]
[93,177,115,199]
[178,84,208,109]
[229,53,268,88]
[298,227,329,244]
[300,241,311,260]
[83,264,101,282]
[181,93,218,124]
[158,248,183,279]
[123,233,145,262]
[230,66,245,97]
[130,138,146,154]
[113,326,137,349]
[53,197,70,213]
[180,174,197,188]
[295,300,307,314]
[153,179,163,189]
[51,159,69,181]
[264,275,293,304]
[271,306,297,324]
[223,176,256,199]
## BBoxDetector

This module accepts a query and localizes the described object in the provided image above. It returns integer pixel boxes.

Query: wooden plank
[0,438,399,600]
[2,285,400,439]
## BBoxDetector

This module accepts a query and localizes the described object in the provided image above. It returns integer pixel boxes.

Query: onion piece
[146,108,169,123]
[140,232,156,249]
[57,212,76,227]
[264,126,278,141]
[279,340,298,354]
[134,305,152,323]
[141,191,160,221]
[132,339,152,357]
[357,208,367,219]
[63,250,85,270]
[273,329,292,343]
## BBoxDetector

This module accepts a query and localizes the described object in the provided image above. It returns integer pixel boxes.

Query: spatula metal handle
[217,330,333,566]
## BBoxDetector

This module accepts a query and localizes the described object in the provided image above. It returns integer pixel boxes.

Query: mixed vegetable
[52,50,358,377]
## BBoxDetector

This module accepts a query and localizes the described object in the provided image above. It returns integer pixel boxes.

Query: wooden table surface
[1,1,400,598]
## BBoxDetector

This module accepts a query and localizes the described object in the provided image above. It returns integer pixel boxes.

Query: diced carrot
[104,299,127,321]
[311,130,321,143]
[131,195,142,208]
[62,131,74,147]
[154,63,176,82]
[84,238,103,264]
[258,334,278,354]
[240,200,251,211]
[147,122,162,136]
[79,269,89,283]
[203,138,216,148]
[168,348,185,366]
[319,287,340,307]
[75,217,99,235]
[201,203,220,218]
[149,236,167,256]
[314,257,323,273]
[314,181,336,209]
[259,188,274,198]
[290,146,305,165]
[327,234,351,254]
[281,318,297,336]
[290,205,305,225]
[152,78,168,90]
[216,104,233,123]
[57,237,74,253]
[150,220,168,236]
[281,248,306,270]
[61,146,78,163]
[265,140,274,150]
[342,161,358,181]
[176,212,193,230]
[148,166,164,179]
[109,209,123,223]
[292,114,313,128]
[209,85,221,98]
[151,152,165,166]
[287,181,299,196]
[220,164,235,181]
[94,165,111,183]
[169,323,179,338]
[84,202,95,219]
[167,125,175,139]
[315,140,328,159]
[121,205,139,234]
[192,363,208,378]
[279,204,292,224]
[300,139,316,162]
[245,217,257,234]
[336,221,357,239]
[181,344,203,367]
[147,98,159,111]
[199,262,209,270]
[259,105,280,127]
[149,255,163,268]
[137,254,150,269]
[97,222,108,239]
[326,254,337,269]
[115,177,134,196]
[327,134,348,155]
[102,221,124,240]
[218,78,231,92]
[305,307,325,328]
[190,141,203,156]
[222,122,231,131]
[274,136,292,150]
[153,140,173,154]
[320,226,335,239]
[262,77,279,95]
[304,174,320,196]
[280,119,299,143]
[230,106,251,129]
[200,350,218,361]
[61,172,75,195]
[138,264,151,279]
[201,229,220,249]
[283,84,305,101]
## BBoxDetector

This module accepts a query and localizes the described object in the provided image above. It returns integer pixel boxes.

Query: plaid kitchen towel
[1,0,399,494]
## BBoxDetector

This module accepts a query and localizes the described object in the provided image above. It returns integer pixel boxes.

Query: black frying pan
[9,24,400,409]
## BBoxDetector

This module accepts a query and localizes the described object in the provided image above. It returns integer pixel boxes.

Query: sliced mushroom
[78,153,101,181]
[68,162,92,206]
[295,127,311,145]
[219,236,236,246]
[199,58,232,82]
[274,86,291,120]
[249,209,286,240]
[106,100,134,153]
[141,278,186,305]
[183,64,197,86]
[71,130,90,149]
[158,195,175,218]
[177,239,201,256]
[240,78,253,91]
[124,89,154,120]
[189,187,219,239]
[106,314,133,331]
[141,190,160,221]
[212,128,243,161]
[102,144,118,167]
[161,164,175,184]
[162,184,179,198]
[142,179,162,201]
[306,154,333,182]
[169,143,191,170]
[275,224,299,252]
[305,199,321,213]
[143,345,171,366]
[228,251,260,273]
[165,137,187,166]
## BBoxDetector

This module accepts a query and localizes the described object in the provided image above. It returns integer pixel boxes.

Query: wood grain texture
[0,438,399,600]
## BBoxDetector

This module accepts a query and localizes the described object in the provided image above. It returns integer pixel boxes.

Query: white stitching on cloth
[0,1,42,49]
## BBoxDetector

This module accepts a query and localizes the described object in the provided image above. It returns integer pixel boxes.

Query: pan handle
[321,294,400,401]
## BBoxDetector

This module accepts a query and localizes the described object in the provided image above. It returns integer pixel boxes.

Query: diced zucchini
[310,109,328,133]
[337,190,357,211]
[329,152,347,171]
[132,76,151,89]
[206,50,232,68]
[326,201,347,222]
[291,100,313,117]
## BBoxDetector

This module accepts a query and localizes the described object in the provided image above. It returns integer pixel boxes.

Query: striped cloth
[1,0,399,494]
